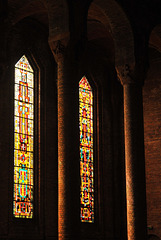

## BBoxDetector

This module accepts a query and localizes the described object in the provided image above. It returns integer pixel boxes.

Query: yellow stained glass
[79,76,94,223]
[13,55,34,218]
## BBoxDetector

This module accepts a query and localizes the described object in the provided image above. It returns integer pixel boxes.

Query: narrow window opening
[79,76,94,223]
[13,55,34,218]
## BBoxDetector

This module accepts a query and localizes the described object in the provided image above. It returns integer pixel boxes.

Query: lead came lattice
[13,55,34,218]
[79,76,94,223]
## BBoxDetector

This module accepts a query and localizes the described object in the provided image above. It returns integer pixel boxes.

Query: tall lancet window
[13,55,34,218]
[79,76,94,223]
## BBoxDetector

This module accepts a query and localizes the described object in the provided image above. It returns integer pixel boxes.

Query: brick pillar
[49,39,80,240]
[117,65,147,240]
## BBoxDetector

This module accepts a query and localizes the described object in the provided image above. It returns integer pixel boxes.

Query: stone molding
[116,64,135,85]
[116,64,146,86]
[48,37,69,63]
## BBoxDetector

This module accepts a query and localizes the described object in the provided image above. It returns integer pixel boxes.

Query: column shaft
[124,84,147,240]
[57,55,80,240]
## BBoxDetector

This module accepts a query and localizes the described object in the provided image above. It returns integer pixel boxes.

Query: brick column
[49,39,80,240]
[117,65,147,240]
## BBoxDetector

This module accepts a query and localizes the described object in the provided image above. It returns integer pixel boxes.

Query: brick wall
[143,47,161,239]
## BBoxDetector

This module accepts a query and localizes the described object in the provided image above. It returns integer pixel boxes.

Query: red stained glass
[13,55,34,218]
[79,76,94,223]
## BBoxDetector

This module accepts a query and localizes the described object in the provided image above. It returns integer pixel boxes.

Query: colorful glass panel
[79,76,94,223]
[13,55,34,218]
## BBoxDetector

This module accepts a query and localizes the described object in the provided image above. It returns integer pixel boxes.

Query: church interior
[0,0,161,239]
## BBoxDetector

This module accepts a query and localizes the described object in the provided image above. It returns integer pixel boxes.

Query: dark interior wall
[0,17,58,240]
[143,47,161,239]
[78,37,126,240]
[99,64,125,240]
[0,11,127,240]
[1,0,161,239]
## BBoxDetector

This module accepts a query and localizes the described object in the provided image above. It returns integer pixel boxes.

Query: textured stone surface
[1,1,161,240]
[143,48,161,239]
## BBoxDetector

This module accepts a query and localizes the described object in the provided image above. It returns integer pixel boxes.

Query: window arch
[79,76,94,223]
[13,55,34,218]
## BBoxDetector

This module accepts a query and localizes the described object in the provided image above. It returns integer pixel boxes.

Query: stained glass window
[79,76,94,223]
[13,55,34,218]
